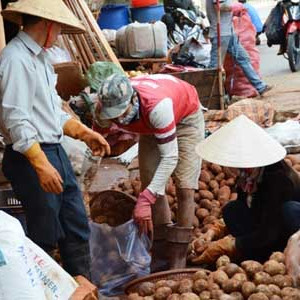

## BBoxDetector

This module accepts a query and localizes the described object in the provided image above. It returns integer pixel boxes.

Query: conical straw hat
[2,0,85,34]
[195,115,286,168]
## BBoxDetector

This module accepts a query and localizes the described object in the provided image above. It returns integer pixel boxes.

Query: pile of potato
[127,252,300,300]
[284,154,300,172]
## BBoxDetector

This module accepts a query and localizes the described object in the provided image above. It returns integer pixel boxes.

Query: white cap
[196,115,286,168]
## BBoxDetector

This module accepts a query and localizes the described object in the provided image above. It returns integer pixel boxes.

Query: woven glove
[133,189,156,238]
[64,118,110,156]
[24,143,63,194]
[191,236,236,265]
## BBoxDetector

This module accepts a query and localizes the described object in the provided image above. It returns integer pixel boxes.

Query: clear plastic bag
[89,220,151,296]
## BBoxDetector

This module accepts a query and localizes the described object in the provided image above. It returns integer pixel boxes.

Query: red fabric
[133,189,156,222]
[119,75,200,134]
[224,5,260,98]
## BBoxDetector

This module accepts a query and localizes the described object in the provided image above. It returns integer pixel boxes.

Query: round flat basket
[89,190,136,227]
[125,268,210,295]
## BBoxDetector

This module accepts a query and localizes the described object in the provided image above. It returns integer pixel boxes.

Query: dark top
[235,161,300,259]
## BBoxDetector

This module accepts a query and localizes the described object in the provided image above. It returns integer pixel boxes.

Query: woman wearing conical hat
[192,115,300,265]
[0,0,110,279]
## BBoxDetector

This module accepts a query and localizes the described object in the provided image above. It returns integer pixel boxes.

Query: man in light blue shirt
[206,0,271,95]
[0,0,110,279]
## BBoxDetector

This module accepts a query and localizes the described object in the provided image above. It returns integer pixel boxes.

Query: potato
[222,279,242,293]
[268,284,281,296]
[167,294,180,300]
[192,270,208,281]
[226,178,236,186]
[230,291,244,300]
[216,255,231,268]
[211,207,221,218]
[286,154,300,165]
[211,200,221,208]
[285,158,293,167]
[199,181,208,190]
[192,216,200,228]
[211,289,224,299]
[193,279,208,293]
[212,270,229,285]
[270,296,282,300]
[281,287,300,298]
[253,272,272,285]
[165,280,179,293]
[196,208,210,221]
[199,190,214,200]
[200,199,213,210]
[178,279,193,294]
[224,263,242,278]
[216,172,225,182]
[218,186,231,202]
[213,187,220,198]
[293,164,300,172]
[269,252,285,263]
[229,193,238,201]
[232,273,247,283]
[154,287,172,300]
[200,170,211,183]
[241,281,256,298]
[220,179,228,188]
[273,274,293,288]
[155,280,168,289]
[138,282,155,296]
[210,163,223,174]
[144,297,155,300]
[203,215,217,225]
[128,293,144,300]
[209,179,219,189]
[248,293,269,300]
[241,260,263,277]
[199,290,211,300]
[256,284,272,298]
[263,260,286,276]
[179,292,199,300]
[208,282,220,291]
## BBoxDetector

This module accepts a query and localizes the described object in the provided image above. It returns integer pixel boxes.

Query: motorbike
[282,0,300,71]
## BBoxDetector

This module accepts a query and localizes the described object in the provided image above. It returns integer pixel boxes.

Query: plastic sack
[265,120,300,147]
[85,61,123,92]
[89,220,151,296]
[0,211,78,299]
[263,2,285,46]
[46,45,72,65]
[224,4,260,98]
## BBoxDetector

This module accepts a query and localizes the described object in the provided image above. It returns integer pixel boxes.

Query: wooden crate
[171,68,222,110]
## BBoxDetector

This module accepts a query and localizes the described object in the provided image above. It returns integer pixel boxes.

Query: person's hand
[24,143,63,194]
[285,230,300,287]
[82,129,111,157]
[191,236,236,265]
[133,189,156,239]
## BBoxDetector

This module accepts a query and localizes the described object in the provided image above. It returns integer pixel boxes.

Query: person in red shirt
[97,73,205,270]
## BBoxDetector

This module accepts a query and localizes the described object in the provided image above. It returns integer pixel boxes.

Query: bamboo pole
[0,2,6,52]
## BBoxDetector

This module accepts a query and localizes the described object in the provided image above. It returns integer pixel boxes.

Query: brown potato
[230,291,244,300]
[232,273,247,283]
[270,296,282,300]
[178,279,193,294]
[192,216,200,228]
[224,263,242,278]
[193,279,208,293]
[248,293,269,300]
[192,270,208,281]
[263,260,286,276]
[216,255,231,268]
[229,193,238,201]
[208,282,220,291]
[241,281,256,298]
[212,270,229,285]
[226,178,236,186]
[211,289,224,299]
[167,294,180,300]
[293,164,300,172]
[213,187,220,198]
[203,215,217,225]
[199,290,211,300]
[216,172,225,182]
[199,181,208,190]
[218,186,231,202]
[220,179,227,188]
[286,154,300,165]
[199,190,214,200]
[285,158,293,167]
[209,180,219,190]
[211,207,221,218]
[281,287,300,297]
[253,272,272,285]
[273,274,293,288]
[128,293,144,300]
[138,282,155,296]
[210,163,223,174]
[222,278,242,293]
[256,284,272,298]
[179,293,199,300]
[165,280,179,293]
[144,297,155,300]
[196,208,210,221]
[269,252,285,263]
[154,287,172,300]
[211,200,221,207]
[268,284,281,296]
[155,280,168,289]
[200,199,213,210]
[200,170,211,183]
[241,260,263,277]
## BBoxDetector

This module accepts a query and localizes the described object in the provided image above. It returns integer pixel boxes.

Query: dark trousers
[2,144,91,277]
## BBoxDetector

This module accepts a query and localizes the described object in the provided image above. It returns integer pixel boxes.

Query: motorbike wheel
[287,31,300,72]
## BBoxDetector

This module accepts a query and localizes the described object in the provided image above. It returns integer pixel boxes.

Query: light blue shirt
[0,31,71,153]
[243,3,263,34]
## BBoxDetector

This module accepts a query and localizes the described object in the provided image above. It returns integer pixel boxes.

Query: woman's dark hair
[22,14,43,27]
